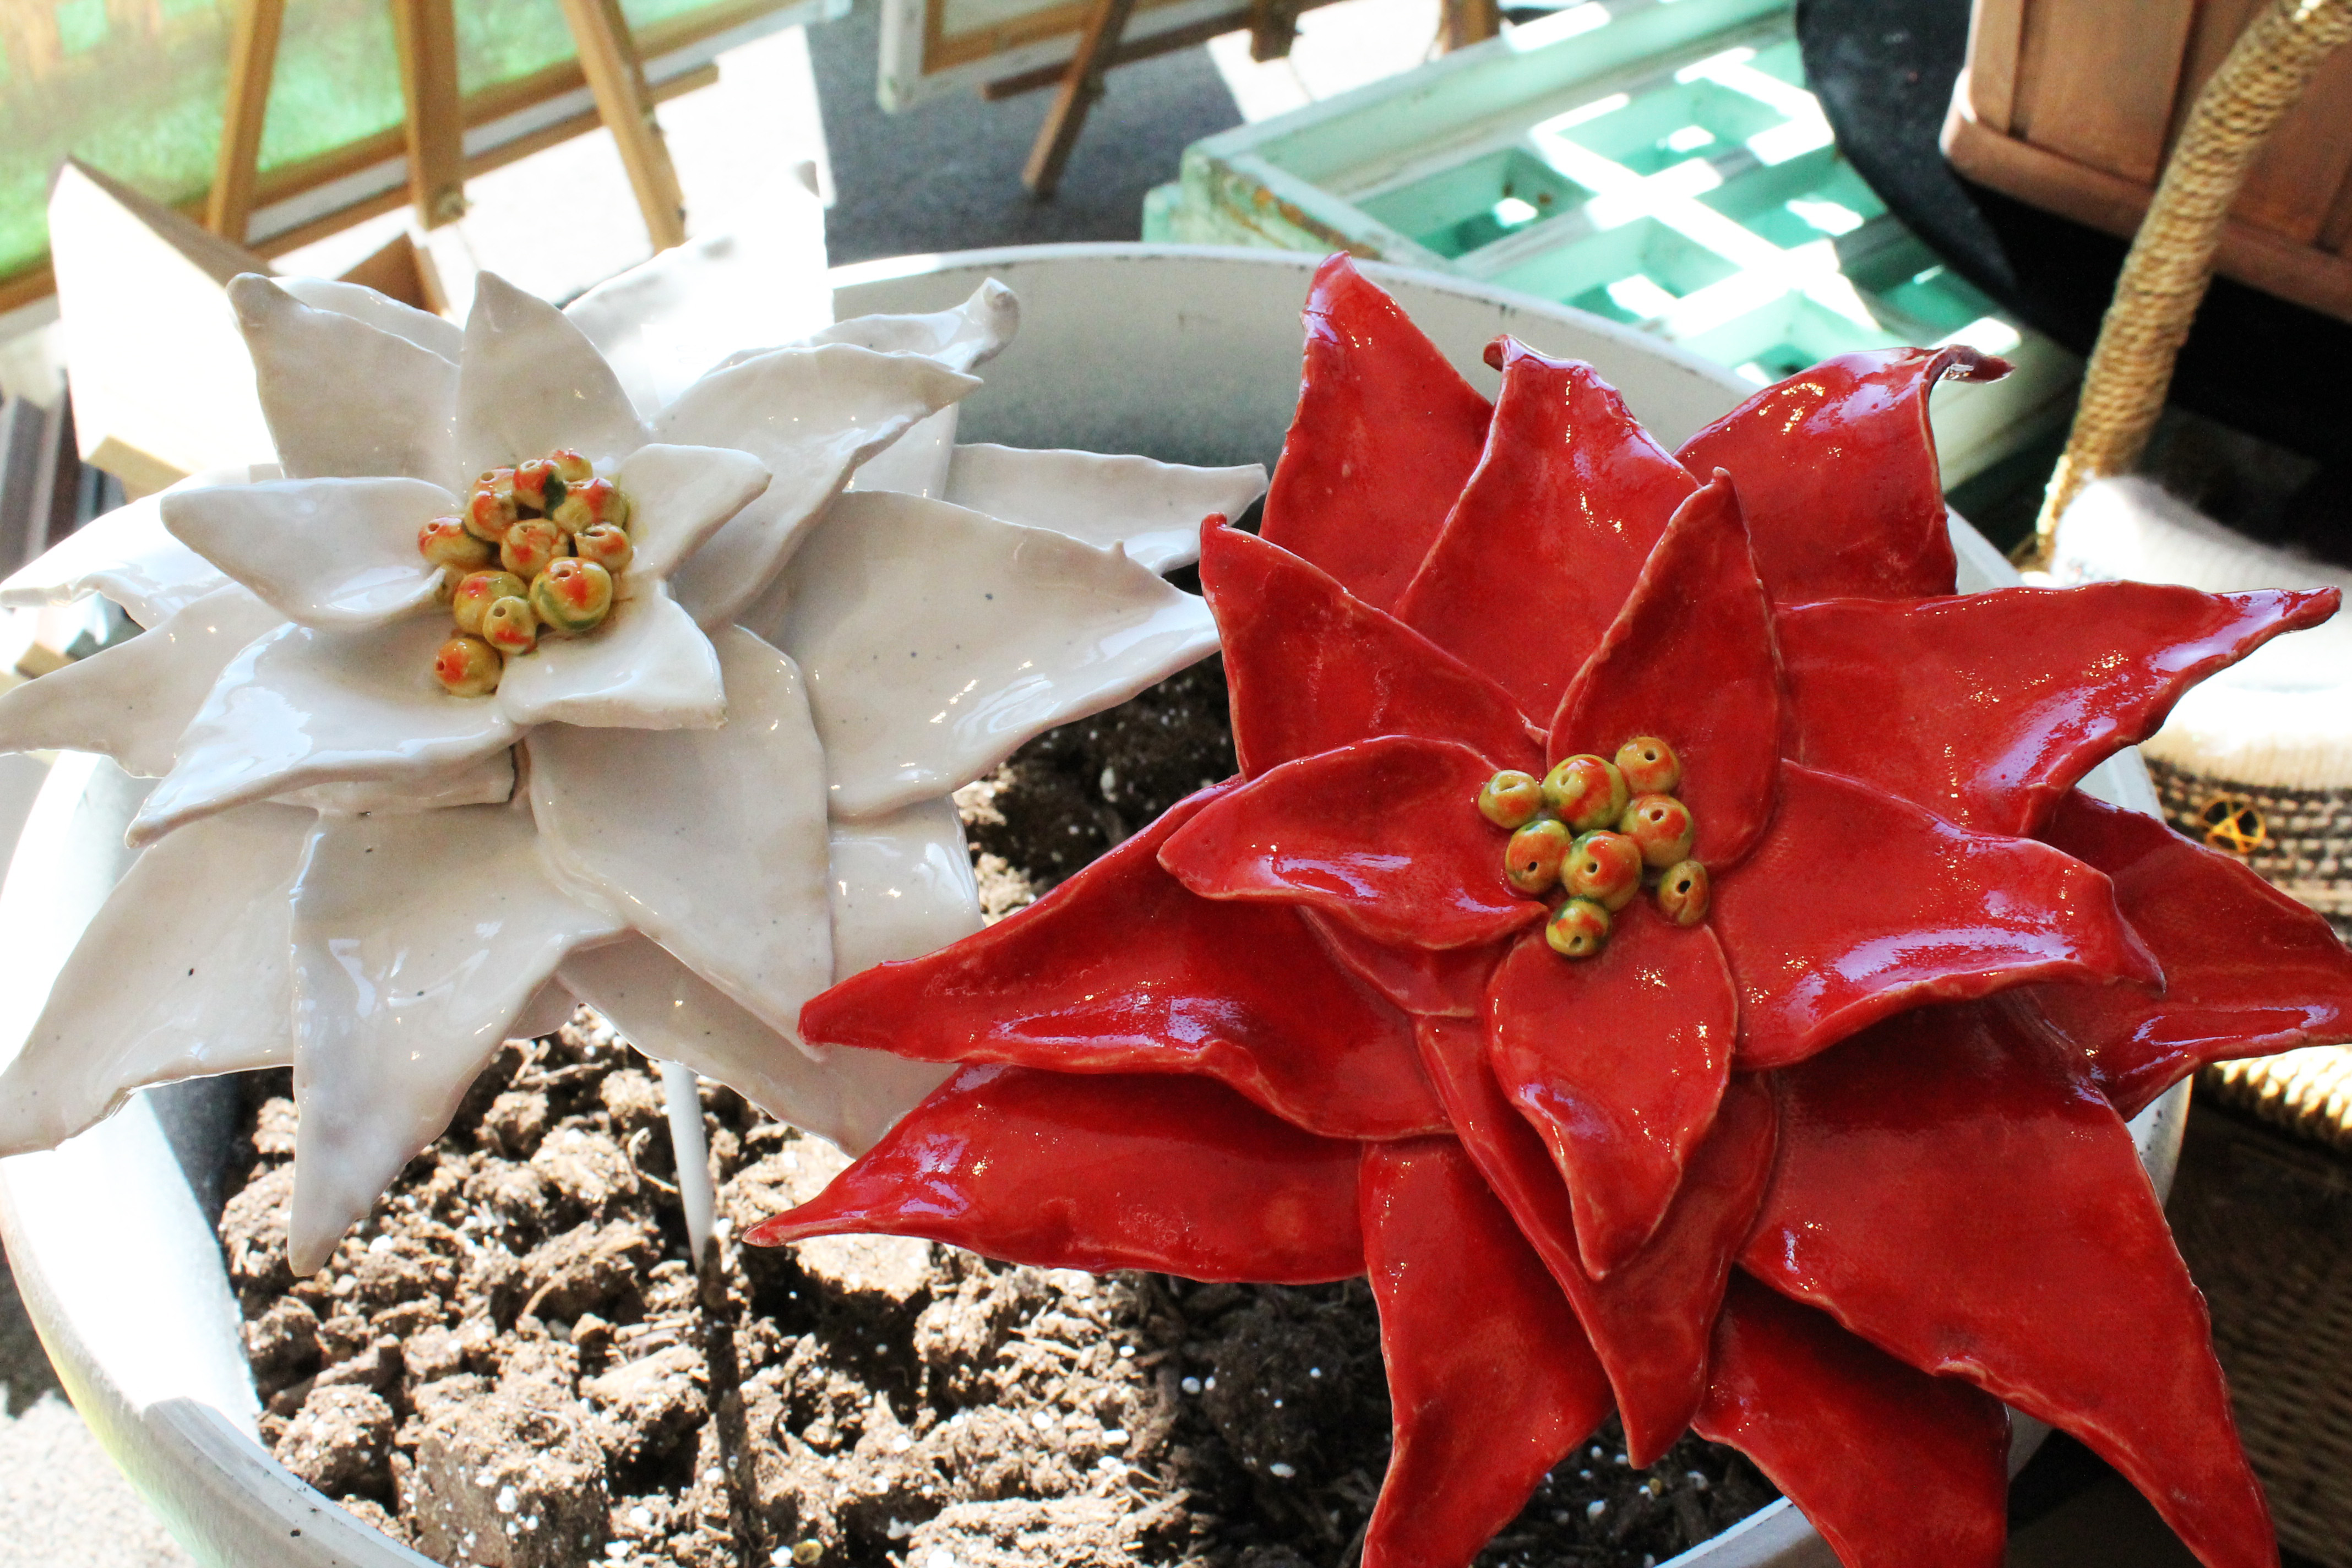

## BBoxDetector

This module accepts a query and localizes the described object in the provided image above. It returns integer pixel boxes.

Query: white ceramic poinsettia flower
[0,253,1263,1273]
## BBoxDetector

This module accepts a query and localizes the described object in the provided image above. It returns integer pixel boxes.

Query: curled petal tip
[1939,345,2011,383]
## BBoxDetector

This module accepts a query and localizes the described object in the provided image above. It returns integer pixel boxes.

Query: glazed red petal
[1695,1273,2010,1568]
[1160,736,1544,950]
[1201,520,1542,780]
[744,1064,1366,1282]
[1675,347,2004,603]
[1718,761,2160,1070]
[1485,914,1736,1277]
[1359,1137,1613,1568]
[1259,255,1492,611]
[1396,341,1696,718]
[802,783,1447,1141]
[2032,789,2352,1119]
[1549,473,1782,868]
[1305,909,1499,1019]
[1745,1001,2275,1568]
[1780,585,2339,837]
[1418,1018,1778,1465]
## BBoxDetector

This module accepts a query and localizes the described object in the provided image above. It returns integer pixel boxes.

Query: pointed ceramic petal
[558,935,951,1153]
[1398,341,1696,718]
[798,280,1021,373]
[287,802,624,1272]
[825,796,984,985]
[657,344,979,627]
[1674,347,2004,603]
[941,444,1268,574]
[606,443,770,580]
[1486,912,1736,1277]
[277,277,462,360]
[131,617,521,846]
[528,625,831,1039]
[1360,1137,1613,1568]
[1200,521,1540,780]
[1418,1017,1778,1465]
[2030,790,2352,1119]
[228,275,460,483]
[493,585,724,730]
[1259,255,1491,610]
[772,492,1217,820]
[1159,735,1542,950]
[1694,1275,2011,1568]
[1746,1000,2276,1568]
[1717,761,2159,1071]
[0,803,306,1155]
[456,271,649,474]
[161,476,449,629]
[565,225,834,418]
[1779,584,2340,837]
[744,1064,1366,1283]
[1304,910,1501,1019]
[803,782,1447,1141]
[276,749,515,815]
[1550,474,1782,868]
[0,584,281,776]
[0,476,235,623]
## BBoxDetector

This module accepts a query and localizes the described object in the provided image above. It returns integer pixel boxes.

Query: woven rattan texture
[2168,1106,2352,1568]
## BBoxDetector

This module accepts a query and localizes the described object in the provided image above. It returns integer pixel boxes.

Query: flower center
[419,449,636,696]
[1477,735,1709,958]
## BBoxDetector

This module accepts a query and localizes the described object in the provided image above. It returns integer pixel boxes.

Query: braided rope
[2029,0,2352,565]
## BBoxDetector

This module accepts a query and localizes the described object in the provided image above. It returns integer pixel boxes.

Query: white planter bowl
[0,244,2184,1568]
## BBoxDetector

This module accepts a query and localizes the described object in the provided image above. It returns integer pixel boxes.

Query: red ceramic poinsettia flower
[751,257,2352,1568]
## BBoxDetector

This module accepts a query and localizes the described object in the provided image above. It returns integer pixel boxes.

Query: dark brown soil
[216,657,1776,1568]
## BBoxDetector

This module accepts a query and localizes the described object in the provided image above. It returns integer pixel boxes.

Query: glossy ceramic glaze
[0,246,2198,1568]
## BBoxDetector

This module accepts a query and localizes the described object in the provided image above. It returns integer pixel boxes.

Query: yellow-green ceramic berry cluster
[416,449,635,696]
[1477,736,1709,959]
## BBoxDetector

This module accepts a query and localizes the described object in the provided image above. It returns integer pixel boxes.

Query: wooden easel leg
[1022,0,1139,200]
[556,0,689,250]
[393,0,467,228]
[1248,0,1300,63]
[1439,0,1499,51]
[205,0,285,242]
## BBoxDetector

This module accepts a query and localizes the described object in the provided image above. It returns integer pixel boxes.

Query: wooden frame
[1941,0,2352,320]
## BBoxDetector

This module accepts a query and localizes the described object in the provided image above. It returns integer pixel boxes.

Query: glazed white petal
[277,277,462,362]
[286,803,624,1272]
[161,476,449,629]
[458,273,649,476]
[567,222,830,420]
[825,795,983,986]
[0,479,235,623]
[0,584,281,776]
[275,748,515,814]
[845,406,958,501]
[607,443,770,581]
[655,345,979,628]
[798,280,1021,374]
[492,585,722,730]
[943,445,1267,574]
[765,492,1222,820]
[228,274,459,483]
[558,934,950,1154]
[0,803,304,1155]
[527,625,831,1038]
[132,617,520,845]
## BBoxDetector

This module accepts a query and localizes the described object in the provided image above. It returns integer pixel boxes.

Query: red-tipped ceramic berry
[481,596,538,656]
[501,519,568,580]
[531,557,614,635]
[513,456,564,514]
[1505,818,1574,895]
[1479,770,1544,830]
[1564,830,1644,911]
[1545,896,1611,958]
[573,522,634,574]
[547,449,594,484]
[552,477,629,535]
[451,570,527,636]
[1543,755,1629,832]
[433,634,500,696]
[1656,859,1710,925]
[465,471,518,543]
[1620,794,1696,868]
[418,515,493,571]
[1615,736,1681,796]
